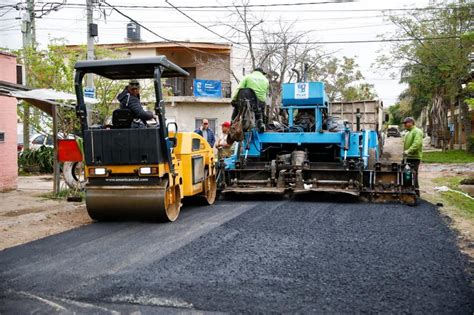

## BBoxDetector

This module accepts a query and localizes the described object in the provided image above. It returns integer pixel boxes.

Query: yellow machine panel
[172,132,216,198]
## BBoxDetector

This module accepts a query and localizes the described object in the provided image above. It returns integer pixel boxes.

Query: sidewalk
[0,175,91,251]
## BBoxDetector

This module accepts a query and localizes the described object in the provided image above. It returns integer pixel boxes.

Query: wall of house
[129,48,156,58]
[0,52,18,191]
[155,48,230,82]
[165,101,233,140]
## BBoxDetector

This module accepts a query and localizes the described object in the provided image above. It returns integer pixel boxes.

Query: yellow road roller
[74,57,216,221]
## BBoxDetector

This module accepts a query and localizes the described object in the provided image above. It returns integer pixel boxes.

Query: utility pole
[86,0,96,89]
[84,0,97,127]
[21,0,35,150]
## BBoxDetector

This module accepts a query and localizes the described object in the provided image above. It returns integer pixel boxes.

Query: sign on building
[193,80,222,98]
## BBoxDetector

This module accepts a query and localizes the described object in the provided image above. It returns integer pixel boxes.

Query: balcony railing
[165,78,231,98]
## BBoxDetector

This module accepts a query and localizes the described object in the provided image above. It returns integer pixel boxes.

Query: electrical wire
[37,2,472,11]
[164,0,247,48]
[230,36,463,45]
[100,1,248,57]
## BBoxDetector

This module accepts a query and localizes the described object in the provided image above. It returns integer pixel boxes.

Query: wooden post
[52,104,61,196]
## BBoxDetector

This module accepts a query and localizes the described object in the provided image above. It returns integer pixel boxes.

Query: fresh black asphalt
[0,199,473,313]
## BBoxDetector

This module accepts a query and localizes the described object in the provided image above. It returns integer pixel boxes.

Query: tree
[377,0,473,150]
[255,21,324,120]
[387,101,411,126]
[221,2,378,121]
[310,56,377,101]
[221,0,264,70]
[14,41,126,136]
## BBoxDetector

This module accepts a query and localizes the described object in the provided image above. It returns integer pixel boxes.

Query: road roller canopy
[74,57,189,80]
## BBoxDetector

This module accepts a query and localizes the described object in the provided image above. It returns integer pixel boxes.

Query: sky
[0,0,434,106]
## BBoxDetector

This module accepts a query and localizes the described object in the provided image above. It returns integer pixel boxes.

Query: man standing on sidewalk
[402,117,423,195]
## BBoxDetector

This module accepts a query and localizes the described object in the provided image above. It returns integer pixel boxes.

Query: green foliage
[18,146,54,173]
[440,191,474,216]
[422,150,474,163]
[13,41,127,134]
[465,82,474,110]
[387,103,406,125]
[432,175,474,217]
[377,1,472,119]
[40,186,85,200]
[468,135,474,153]
[310,56,377,101]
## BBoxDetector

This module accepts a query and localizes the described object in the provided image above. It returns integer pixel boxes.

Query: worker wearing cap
[117,79,155,127]
[402,116,423,195]
[231,68,269,132]
[216,121,233,158]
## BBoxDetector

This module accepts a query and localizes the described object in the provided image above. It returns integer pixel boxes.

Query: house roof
[0,81,96,116]
[75,56,189,79]
[0,51,17,58]
[66,41,232,54]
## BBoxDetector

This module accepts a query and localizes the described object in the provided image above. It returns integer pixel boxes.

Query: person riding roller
[117,79,156,128]
[231,67,269,132]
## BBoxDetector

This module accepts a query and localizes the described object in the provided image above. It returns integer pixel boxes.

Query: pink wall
[0,52,18,191]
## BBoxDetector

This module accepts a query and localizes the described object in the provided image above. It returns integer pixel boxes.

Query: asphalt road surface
[1,199,473,314]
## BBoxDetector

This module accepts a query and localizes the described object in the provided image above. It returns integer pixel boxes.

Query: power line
[22,16,393,32]
[164,0,246,48]
[100,1,177,43]
[100,1,247,56]
[231,36,463,45]
[47,2,470,11]
[18,13,408,22]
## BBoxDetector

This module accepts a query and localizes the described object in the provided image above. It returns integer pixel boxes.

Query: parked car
[386,125,401,137]
[29,133,54,149]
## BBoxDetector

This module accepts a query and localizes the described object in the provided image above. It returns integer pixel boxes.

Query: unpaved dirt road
[0,176,91,250]
[1,199,473,313]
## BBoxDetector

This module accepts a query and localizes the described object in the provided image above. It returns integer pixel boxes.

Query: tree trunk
[430,94,449,151]
[449,101,454,150]
[22,104,30,150]
[460,98,472,152]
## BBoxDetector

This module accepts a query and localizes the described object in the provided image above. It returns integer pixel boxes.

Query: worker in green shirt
[402,116,423,195]
[231,68,269,132]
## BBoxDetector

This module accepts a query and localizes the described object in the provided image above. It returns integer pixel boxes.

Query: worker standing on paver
[402,116,423,195]
[231,68,269,132]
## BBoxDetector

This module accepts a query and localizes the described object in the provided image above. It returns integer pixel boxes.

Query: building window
[195,118,217,133]
[0,132,4,142]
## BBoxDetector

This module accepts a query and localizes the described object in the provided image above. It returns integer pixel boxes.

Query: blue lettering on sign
[84,87,95,99]
[193,79,222,98]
